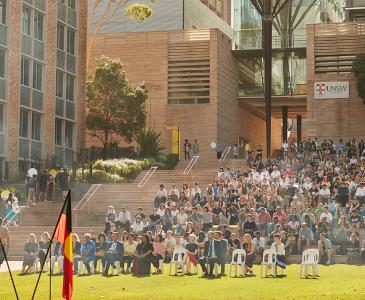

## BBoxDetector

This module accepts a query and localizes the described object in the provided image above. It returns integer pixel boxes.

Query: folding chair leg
[229,264,232,277]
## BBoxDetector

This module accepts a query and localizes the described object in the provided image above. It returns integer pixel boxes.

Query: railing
[138,166,158,188]
[73,184,102,226]
[219,147,231,163]
[183,155,199,174]
[3,206,26,227]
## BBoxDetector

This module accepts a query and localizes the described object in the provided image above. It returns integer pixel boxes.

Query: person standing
[193,139,200,157]
[58,168,70,200]
[38,170,48,202]
[216,144,222,160]
[26,174,37,207]
[232,144,239,159]
[184,139,191,160]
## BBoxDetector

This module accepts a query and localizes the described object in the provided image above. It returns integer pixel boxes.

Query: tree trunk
[103,130,109,160]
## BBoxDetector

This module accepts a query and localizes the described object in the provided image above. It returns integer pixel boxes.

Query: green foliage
[353,54,365,104]
[149,154,180,170]
[76,158,151,183]
[135,128,164,158]
[86,56,147,158]
[125,3,153,20]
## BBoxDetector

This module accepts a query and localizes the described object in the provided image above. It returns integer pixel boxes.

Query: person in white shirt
[271,234,286,274]
[191,182,201,199]
[155,184,168,208]
[319,184,331,203]
[175,208,188,235]
[253,231,266,256]
[232,144,239,159]
[320,206,333,223]
[131,215,144,235]
[164,230,176,262]
[270,166,281,180]
[156,203,166,218]
[116,206,131,231]
[355,182,365,204]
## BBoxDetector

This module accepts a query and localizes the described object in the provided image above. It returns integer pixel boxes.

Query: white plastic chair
[169,249,186,276]
[50,255,64,274]
[33,258,49,273]
[78,261,95,275]
[261,249,277,277]
[300,249,319,278]
[96,259,104,273]
[229,249,246,277]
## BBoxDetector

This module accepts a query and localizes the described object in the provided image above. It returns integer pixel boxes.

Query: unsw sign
[314,81,350,99]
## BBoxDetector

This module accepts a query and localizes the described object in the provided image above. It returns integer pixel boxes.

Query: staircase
[7,159,247,260]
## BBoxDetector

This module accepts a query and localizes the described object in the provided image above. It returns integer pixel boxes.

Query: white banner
[314,81,350,99]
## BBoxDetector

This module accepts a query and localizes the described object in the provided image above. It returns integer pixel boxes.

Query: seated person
[199,231,222,277]
[185,234,199,275]
[123,233,138,273]
[94,233,108,272]
[103,232,123,276]
[81,233,96,275]
[72,234,82,275]
[298,223,313,252]
[104,206,117,234]
[22,233,39,274]
[131,215,145,235]
[252,231,265,257]
[242,234,256,275]
[318,233,332,265]
[154,185,167,208]
[163,230,176,262]
[50,241,64,274]
[348,209,362,230]
[346,233,360,265]
[151,234,165,274]
[175,208,188,235]
[271,234,286,274]
[228,233,241,259]
[243,214,257,237]
[133,234,154,276]
[38,232,50,267]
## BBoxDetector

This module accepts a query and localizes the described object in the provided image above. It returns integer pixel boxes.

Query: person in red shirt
[257,207,271,234]
[273,207,287,225]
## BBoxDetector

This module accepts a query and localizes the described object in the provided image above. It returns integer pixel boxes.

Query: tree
[87,0,157,69]
[353,54,365,104]
[86,56,147,159]
[135,128,164,158]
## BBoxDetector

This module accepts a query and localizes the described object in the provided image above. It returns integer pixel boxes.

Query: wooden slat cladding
[167,30,211,104]
[314,23,365,74]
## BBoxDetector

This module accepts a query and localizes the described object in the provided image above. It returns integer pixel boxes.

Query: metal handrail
[3,206,26,227]
[138,166,158,188]
[183,155,199,174]
[73,184,102,211]
[219,147,231,163]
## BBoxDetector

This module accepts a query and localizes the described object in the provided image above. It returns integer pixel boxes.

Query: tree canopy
[86,56,147,157]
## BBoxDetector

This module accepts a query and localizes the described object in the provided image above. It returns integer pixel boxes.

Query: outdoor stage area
[0,264,364,300]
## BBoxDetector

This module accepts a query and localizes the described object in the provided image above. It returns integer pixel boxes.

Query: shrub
[0,186,26,204]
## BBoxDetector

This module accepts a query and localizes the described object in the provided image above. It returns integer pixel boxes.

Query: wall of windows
[55,0,77,166]
[19,1,46,160]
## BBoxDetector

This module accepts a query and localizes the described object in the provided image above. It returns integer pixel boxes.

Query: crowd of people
[16,138,365,277]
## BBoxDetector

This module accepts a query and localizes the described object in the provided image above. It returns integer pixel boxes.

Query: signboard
[314,81,350,99]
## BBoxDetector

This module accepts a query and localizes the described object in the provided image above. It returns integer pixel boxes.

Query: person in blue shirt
[81,233,96,275]
[103,232,124,276]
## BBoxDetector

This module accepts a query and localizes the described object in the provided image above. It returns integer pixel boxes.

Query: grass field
[0,264,364,300]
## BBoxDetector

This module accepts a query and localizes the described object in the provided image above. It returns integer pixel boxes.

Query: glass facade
[233,0,343,97]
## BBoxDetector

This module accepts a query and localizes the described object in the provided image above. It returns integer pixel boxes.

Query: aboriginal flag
[54,192,73,300]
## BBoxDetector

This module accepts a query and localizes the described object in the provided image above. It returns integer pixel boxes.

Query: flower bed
[76,159,151,183]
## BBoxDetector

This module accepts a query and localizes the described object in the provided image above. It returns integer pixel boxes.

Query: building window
[32,62,42,90]
[66,28,75,55]
[31,112,41,141]
[68,0,76,10]
[34,12,43,41]
[65,121,73,148]
[66,74,74,101]
[0,48,4,78]
[19,109,28,138]
[21,57,30,86]
[57,23,65,50]
[0,0,6,25]
[55,118,63,146]
[0,103,3,133]
[22,7,31,36]
[56,70,63,97]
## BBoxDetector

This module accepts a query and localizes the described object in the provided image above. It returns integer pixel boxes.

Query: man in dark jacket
[103,232,124,276]
[199,231,222,277]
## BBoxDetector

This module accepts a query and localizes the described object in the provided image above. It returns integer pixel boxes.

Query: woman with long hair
[72,233,82,274]
[133,234,154,276]
[38,232,50,267]
[151,234,164,274]
[242,233,256,274]
[22,233,39,274]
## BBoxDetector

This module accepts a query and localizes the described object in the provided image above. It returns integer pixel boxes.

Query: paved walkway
[0,261,22,273]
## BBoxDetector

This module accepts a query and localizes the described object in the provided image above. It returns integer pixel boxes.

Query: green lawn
[0,264,364,300]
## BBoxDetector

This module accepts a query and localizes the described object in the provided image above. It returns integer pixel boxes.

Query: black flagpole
[0,238,19,300]
[31,191,71,300]
[49,240,52,300]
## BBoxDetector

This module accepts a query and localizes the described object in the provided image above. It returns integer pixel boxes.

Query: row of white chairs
[169,248,320,278]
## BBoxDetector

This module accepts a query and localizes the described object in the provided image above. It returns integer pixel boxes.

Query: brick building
[0,0,87,180]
